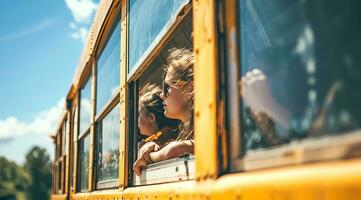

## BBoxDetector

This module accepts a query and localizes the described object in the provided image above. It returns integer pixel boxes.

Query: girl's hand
[138,141,160,161]
[133,156,149,176]
[133,141,160,176]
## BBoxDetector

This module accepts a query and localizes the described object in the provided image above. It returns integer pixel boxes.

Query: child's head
[161,48,194,140]
[138,84,178,136]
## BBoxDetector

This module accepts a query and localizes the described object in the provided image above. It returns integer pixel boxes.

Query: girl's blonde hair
[165,48,194,87]
[164,48,194,141]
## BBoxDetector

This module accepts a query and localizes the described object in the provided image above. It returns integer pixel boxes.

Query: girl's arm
[149,140,194,163]
[133,140,194,176]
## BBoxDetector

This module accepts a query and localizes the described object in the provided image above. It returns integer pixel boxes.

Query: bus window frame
[71,94,81,194]
[54,113,68,194]
[94,9,121,122]
[126,9,195,186]
[61,116,67,194]
[133,155,195,186]
[93,6,122,190]
[76,70,93,193]
[69,103,77,193]
[63,116,67,158]
[221,0,361,173]
[77,129,91,193]
[56,134,63,194]
[93,99,120,190]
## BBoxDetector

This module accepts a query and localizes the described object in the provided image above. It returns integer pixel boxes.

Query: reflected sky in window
[128,0,188,74]
[80,76,92,135]
[96,21,121,115]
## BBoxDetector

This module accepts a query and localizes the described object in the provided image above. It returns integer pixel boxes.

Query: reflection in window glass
[78,134,90,191]
[80,77,92,135]
[95,104,120,183]
[96,21,121,114]
[240,0,361,152]
[129,0,188,74]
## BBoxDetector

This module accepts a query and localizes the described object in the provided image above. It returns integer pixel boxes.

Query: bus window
[58,128,62,158]
[79,76,92,135]
[57,160,62,193]
[94,104,120,188]
[128,0,190,76]
[64,117,67,157]
[54,115,67,194]
[77,133,90,192]
[69,105,77,191]
[129,13,194,185]
[56,131,63,194]
[237,0,361,158]
[94,16,121,189]
[95,20,120,115]
[77,76,92,192]
[62,119,67,192]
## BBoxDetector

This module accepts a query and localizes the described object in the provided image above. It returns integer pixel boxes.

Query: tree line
[0,146,52,200]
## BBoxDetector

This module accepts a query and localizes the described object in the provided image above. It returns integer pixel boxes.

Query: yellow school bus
[51,0,361,199]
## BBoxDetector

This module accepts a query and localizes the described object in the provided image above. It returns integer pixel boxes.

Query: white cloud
[65,0,98,23]
[65,0,99,42]
[0,98,65,141]
[71,27,88,42]
[0,19,57,44]
[69,21,77,29]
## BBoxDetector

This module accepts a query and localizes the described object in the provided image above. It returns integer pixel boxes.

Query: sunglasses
[162,81,171,97]
[162,79,190,98]
[162,80,180,97]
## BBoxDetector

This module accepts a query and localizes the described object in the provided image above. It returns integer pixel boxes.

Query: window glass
[95,104,120,183]
[78,134,90,191]
[57,131,62,158]
[239,0,361,152]
[128,0,188,74]
[96,21,121,114]
[64,118,67,155]
[70,108,77,189]
[57,161,62,193]
[80,77,92,135]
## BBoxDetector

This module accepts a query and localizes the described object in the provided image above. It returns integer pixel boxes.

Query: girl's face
[161,75,192,122]
[161,85,185,119]
[138,108,157,136]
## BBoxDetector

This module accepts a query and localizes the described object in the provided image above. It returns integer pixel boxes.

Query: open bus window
[129,13,195,185]
[238,0,361,154]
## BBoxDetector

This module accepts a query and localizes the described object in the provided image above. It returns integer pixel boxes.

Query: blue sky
[0,0,99,164]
